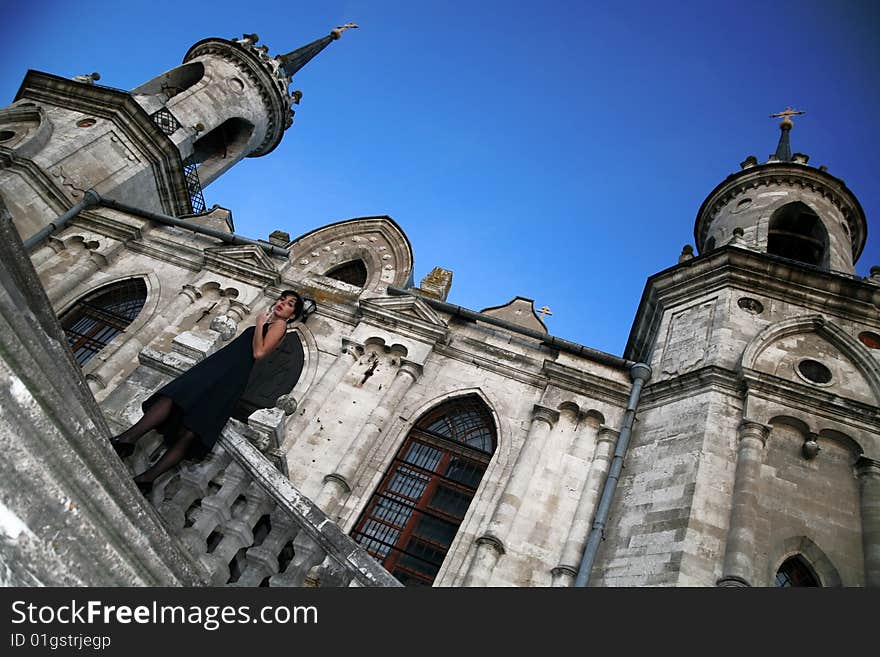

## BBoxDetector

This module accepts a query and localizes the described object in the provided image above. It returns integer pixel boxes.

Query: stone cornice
[0,150,71,212]
[359,295,449,344]
[694,162,867,259]
[638,366,742,409]
[741,368,880,433]
[433,342,546,388]
[203,244,280,288]
[542,360,630,405]
[14,71,191,215]
[69,211,143,243]
[625,246,880,363]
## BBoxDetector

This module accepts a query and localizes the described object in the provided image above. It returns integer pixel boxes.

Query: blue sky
[3,1,878,355]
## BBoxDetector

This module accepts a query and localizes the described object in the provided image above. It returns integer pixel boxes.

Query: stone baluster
[464,404,559,586]
[201,481,274,585]
[306,556,354,587]
[270,533,328,587]
[156,449,231,530]
[717,419,771,587]
[856,457,880,587]
[88,284,202,394]
[315,357,423,517]
[282,338,363,449]
[180,461,250,557]
[552,425,619,586]
[231,509,299,587]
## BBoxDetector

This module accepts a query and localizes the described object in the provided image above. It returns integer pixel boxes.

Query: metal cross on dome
[538,305,553,320]
[770,106,805,125]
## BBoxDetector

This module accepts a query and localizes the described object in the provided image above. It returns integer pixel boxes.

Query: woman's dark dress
[142,324,266,458]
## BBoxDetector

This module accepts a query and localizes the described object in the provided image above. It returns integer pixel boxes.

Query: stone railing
[122,420,400,587]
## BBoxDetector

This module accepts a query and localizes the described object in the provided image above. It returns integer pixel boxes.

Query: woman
[110,290,305,493]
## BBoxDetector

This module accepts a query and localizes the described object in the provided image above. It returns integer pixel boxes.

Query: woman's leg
[112,396,174,446]
[133,428,197,486]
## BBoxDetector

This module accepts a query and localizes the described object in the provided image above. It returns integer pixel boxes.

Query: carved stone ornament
[275,393,298,416]
[210,315,237,341]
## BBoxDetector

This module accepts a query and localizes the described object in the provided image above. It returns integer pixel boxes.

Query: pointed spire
[769,106,805,162]
[276,23,358,78]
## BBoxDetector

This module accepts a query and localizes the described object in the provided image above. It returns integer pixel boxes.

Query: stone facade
[1,32,877,587]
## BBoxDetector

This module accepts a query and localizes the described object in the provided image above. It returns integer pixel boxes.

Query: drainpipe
[23,191,289,257]
[574,361,652,587]
[23,189,101,251]
[386,285,633,369]
[98,197,289,257]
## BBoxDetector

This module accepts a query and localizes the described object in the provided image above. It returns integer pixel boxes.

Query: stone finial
[275,393,298,416]
[72,72,101,85]
[740,155,758,170]
[792,152,810,164]
[269,230,290,247]
[678,244,694,263]
[209,315,237,341]
[419,266,453,301]
[867,266,880,286]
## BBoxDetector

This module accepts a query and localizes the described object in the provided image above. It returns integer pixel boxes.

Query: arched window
[325,260,367,288]
[767,202,828,267]
[351,395,497,586]
[59,279,147,366]
[775,555,820,587]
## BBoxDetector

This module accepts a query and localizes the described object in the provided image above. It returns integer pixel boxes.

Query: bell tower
[131,25,356,189]
[0,26,355,240]
[694,108,867,275]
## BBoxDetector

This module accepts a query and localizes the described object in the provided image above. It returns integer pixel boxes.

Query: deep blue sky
[3,1,878,355]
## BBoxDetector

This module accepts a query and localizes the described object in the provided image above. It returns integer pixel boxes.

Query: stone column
[316,358,422,516]
[281,338,364,448]
[552,425,619,587]
[717,419,770,587]
[87,284,202,394]
[46,244,120,306]
[856,457,880,587]
[463,404,559,586]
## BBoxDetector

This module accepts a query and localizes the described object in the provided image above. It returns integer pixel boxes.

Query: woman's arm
[252,315,287,360]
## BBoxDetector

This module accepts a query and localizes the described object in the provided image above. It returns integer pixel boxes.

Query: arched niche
[188,117,255,187]
[131,61,205,99]
[767,201,829,268]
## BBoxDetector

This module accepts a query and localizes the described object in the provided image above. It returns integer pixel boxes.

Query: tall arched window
[59,279,147,366]
[325,260,367,288]
[775,555,820,587]
[351,395,497,586]
[767,202,829,267]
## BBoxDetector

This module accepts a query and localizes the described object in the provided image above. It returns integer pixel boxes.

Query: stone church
[0,27,877,588]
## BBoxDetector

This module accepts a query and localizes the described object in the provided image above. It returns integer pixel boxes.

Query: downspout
[23,189,101,251]
[574,361,652,587]
[98,197,289,257]
[386,285,634,369]
[24,191,289,257]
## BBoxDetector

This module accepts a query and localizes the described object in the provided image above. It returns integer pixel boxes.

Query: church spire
[277,23,358,78]
[769,106,805,161]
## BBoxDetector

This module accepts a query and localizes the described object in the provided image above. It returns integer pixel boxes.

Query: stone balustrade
[121,419,401,588]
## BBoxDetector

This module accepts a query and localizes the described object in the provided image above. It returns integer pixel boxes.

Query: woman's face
[272,294,299,320]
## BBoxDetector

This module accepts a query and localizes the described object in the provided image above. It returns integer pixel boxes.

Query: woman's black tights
[112,396,197,485]
[112,396,173,446]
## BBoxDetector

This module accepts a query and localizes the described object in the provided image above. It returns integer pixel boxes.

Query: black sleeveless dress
[142,324,268,458]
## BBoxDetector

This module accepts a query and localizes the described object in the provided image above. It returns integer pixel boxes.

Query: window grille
[182,158,206,213]
[59,279,147,366]
[775,556,819,587]
[351,396,496,586]
[150,107,181,136]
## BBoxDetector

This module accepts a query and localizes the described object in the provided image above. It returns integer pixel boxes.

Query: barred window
[59,279,147,366]
[351,396,496,586]
[775,555,819,587]
[325,260,367,288]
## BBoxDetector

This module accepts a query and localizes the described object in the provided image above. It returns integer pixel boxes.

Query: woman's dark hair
[280,290,305,323]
